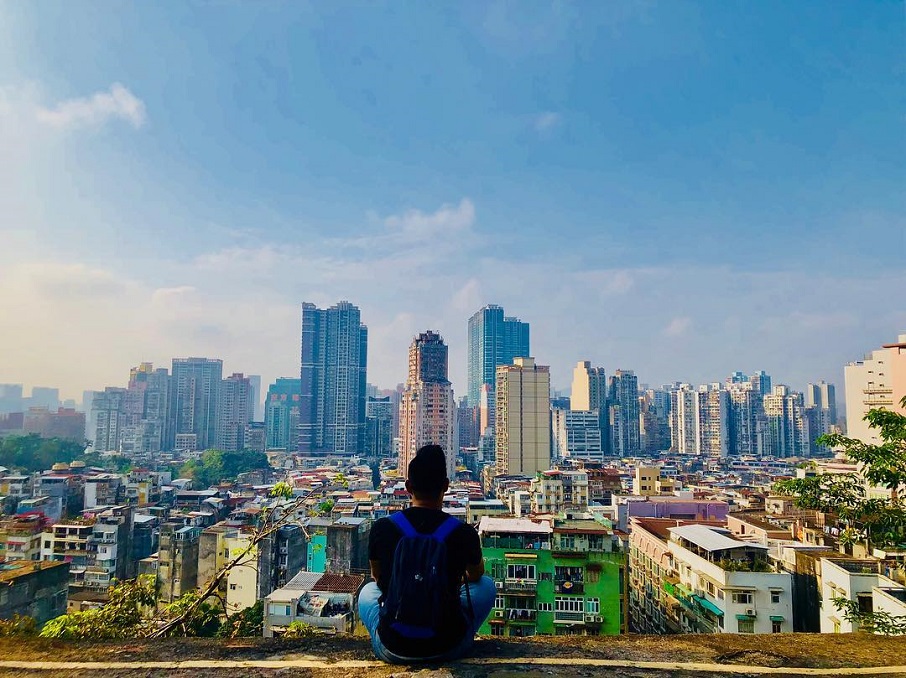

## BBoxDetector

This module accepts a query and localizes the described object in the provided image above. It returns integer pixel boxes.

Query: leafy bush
[281,621,316,639]
[217,601,264,639]
[180,449,270,488]
[0,615,37,637]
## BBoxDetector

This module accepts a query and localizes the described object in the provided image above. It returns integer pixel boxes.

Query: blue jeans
[358,576,496,664]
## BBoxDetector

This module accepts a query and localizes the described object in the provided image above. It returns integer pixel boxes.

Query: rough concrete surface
[0,634,904,678]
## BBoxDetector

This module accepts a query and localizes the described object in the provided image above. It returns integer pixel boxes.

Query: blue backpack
[379,512,466,640]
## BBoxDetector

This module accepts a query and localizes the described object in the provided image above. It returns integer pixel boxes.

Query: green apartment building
[477,516,627,637]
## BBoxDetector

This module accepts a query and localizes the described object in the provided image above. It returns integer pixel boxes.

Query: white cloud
[36,83,146,130]
[664,316,693,337]
[534,111,561,132]
[382,198,475,241]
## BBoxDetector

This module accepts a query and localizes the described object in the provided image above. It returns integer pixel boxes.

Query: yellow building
[495,357,551,477]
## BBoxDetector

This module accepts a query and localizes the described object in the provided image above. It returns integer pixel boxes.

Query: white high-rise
[845,333,906,444]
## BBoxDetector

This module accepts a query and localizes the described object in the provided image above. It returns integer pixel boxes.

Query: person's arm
[367,519,386,587]
[465,558,485,582]
[464,526,485,582]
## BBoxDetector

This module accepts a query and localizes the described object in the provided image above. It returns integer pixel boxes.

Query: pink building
[399,331,456,480]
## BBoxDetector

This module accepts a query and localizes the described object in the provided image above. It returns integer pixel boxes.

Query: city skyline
[1,3,903,402]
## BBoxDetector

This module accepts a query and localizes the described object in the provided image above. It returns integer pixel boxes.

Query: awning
[769,615,785,622]
[693,595,724,616]
[735,613,756,620]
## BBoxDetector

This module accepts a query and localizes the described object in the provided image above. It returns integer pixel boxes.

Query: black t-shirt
[368,507,483,658]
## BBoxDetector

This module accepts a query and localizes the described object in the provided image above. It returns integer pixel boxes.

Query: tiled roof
[312,573,366,593]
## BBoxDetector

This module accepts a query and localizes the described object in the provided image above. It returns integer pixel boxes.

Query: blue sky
[0,1,903,405]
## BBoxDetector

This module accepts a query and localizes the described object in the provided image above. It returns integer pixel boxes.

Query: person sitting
[357,445,495,663]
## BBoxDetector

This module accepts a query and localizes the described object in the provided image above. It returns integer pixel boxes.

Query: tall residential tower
[495,357,551,476]
[399,331,457,480]
[299,301,368,457]
[467,305,529,408]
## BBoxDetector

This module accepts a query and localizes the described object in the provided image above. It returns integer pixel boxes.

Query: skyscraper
[750,371,772,397]
[92,387,127,452]
[217,373,254,451]
[571,361,609,453]
[29,387,60,410]
[170,357,223,452]
[399,331,457,480]
[804,380,837,441]
[495,357,551,476]
[844,334,906,445]
[247,375,263,422]
[608,370,640,456]
[365,396,394,461]
[119,362,170,455]
[727,381,759,456]
[697,385,729,458]
[670,385,698,455]
[467,305,529,407]
[299,301,368,457]
[0,384,23,414]
[265,378,301,451]
[552,409,603,462]
[762,385,809,457]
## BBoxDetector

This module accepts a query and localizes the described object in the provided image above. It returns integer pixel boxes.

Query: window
[507,564,536,580]
[268,603,290,616]
[537,602,553,612]
[705,581,716,596]
[495,595,505,609]
[771,591,781,604]
[731,592,753,605]
[772,620,782,633]
[230,583,237,591]
[491,624,504,636]
[555,597,584,612]
[717,589,725,600]
[585,598,600,614]
[737,618,755,633]
[555,566,583,582]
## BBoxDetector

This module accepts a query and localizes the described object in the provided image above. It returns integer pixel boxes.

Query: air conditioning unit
[495,581,503,590]
[494,610,504,619]
[595,616,604,623]
[745,608,755,616]
[584,614,596,622]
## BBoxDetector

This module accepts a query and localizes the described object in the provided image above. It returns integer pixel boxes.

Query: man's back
[368,507,481,657]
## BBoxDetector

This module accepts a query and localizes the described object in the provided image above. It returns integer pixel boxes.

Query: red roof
[312,573,365,594]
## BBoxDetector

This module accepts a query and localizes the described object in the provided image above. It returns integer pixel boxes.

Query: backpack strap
[389,511,418,538]
[430,516,460,542]
[390,512,459,542]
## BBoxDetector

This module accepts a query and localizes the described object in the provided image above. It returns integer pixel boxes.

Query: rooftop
[0,560,68,584]
[669,524,768,553]
[478,516,552,535]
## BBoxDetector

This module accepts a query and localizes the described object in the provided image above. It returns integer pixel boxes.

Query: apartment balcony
[504,608,537,622]
[504,579,538,594]
[554,611,585,623]
[555,580,584,594]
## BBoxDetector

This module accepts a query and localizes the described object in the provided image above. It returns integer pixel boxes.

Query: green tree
[180,449,269,488]
[39,575,158,640]
[775,397,906,549]
[0,435,87,474]
[217,600,264,638]
[775,397,906,636]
